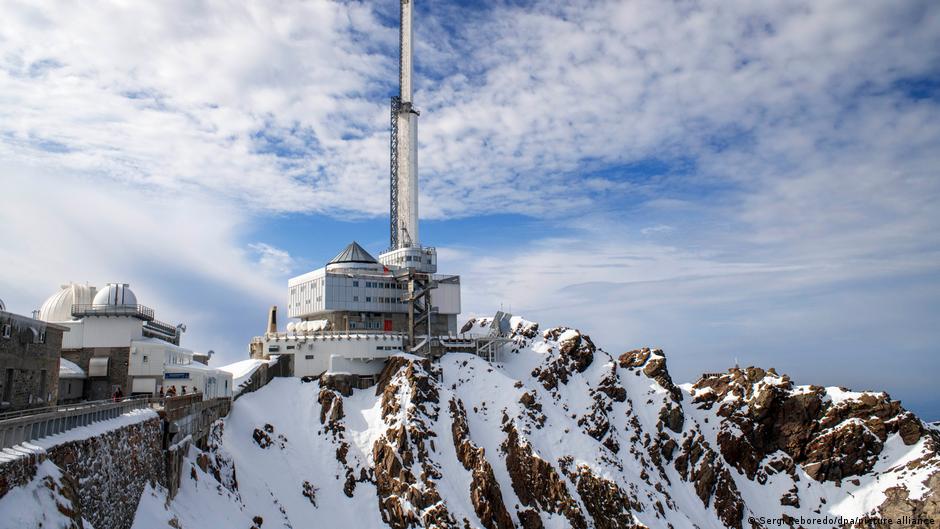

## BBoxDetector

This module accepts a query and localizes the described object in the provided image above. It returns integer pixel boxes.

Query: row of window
[353,280,401,289]
[350,321,383,329]
[1,324,46,343]
[351,296,403,304]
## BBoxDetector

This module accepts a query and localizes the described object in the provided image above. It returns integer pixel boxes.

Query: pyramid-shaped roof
[328,241,378,264]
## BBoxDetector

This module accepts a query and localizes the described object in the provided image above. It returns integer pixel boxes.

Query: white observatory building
[38,282,231,400]
[250,0,474,383]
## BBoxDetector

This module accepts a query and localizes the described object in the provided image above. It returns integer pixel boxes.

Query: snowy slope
[132,316,940,529]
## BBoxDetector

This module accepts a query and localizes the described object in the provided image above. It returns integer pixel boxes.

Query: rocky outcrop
[501,422,587,529]
[531,328,596,390]
[373,356,458,529]
[673,431,746,529]
[619,348,682,404]
[450,398,514,529]
[866,471,940,529]
[691,368,932,483]
[560,462,642,529]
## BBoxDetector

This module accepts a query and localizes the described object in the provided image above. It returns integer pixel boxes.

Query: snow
[218,358,275,394]
[0,460,93,529]
[28,313,933,529]
[557,329,580,343]
[824,433,935,517]
[58,358,86,379]
[824,386,873,405]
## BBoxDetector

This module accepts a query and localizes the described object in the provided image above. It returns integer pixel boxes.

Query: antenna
[390,0,420,250]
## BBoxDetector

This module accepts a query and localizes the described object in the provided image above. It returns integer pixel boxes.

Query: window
[365,297,371,303]
[353,296,359,302]
[305,354,314,360]
[268,345,280,352]
[353,280,359,287]
[1,324,10,339]
[3,369,13,402]
[286,345,295,350]
[143,355,149,364]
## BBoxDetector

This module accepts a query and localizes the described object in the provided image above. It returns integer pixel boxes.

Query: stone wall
[0,311,63,411]
[62,346,131,401]
[0,414,164,529]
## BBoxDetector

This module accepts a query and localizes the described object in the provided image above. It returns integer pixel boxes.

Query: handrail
[0,394,151,422]
[71,303,155,321]
[0,396,156,450]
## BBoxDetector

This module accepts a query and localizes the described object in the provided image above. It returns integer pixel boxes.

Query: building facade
[0,308,67,412]
[286,242,460,336]
[37,282,230,401]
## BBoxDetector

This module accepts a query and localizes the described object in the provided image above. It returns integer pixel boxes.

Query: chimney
[267,305,278,334]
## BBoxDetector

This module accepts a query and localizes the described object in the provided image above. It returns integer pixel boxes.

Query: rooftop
[328,241,378,265]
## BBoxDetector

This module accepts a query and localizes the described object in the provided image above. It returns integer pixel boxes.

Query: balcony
[71,304,155,321]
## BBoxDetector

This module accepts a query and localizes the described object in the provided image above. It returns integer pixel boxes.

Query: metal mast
[390,0,420,250]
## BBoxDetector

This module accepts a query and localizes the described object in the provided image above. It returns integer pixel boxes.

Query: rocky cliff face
[133,316,940,529]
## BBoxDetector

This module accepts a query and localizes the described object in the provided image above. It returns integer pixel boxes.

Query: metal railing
[71,303,155,321]
[253,331,407,343]
[0,396,156,450]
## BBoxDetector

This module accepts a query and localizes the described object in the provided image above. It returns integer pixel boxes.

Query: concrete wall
[61,317,143,350]
[0,312,63,411]
[294,335,401,377]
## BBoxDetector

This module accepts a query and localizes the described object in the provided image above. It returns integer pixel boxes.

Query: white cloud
[1,0,939,415]
[248,243,294,276]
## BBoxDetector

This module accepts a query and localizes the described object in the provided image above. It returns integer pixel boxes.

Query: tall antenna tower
[389,0,420,250]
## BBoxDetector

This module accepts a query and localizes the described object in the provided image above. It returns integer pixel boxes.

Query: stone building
[0,304,67,412]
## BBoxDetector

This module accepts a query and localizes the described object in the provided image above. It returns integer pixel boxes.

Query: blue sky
[1,0,939,419]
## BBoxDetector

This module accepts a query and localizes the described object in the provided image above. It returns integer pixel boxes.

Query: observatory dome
[93,283,138,306]
[39,283,97,322]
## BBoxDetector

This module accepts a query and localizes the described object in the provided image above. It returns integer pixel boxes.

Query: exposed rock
[373,356,458,529]
[570,465,641,529]
[449,398,514,529]
[320,373,356,397]
[302,480,318,507]
[501,422,587,529]
[691,368,929,483]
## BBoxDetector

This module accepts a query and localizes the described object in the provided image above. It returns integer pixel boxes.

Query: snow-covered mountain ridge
[133,316,940,529]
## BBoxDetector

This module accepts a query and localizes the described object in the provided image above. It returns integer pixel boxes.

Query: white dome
[93,283,137,306]
[39,283,97,322]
